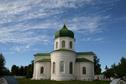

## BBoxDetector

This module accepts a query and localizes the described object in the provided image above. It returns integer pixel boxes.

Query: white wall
[51,51,76,81]
[33,55,95,81]
[32,62,51,80]
[75,62,94,81]
[54,37,74,50]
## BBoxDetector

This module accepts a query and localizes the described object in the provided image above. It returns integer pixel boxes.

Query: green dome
[55,24,74,39]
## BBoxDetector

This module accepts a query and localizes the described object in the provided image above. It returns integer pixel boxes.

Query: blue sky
[0,0,126,71]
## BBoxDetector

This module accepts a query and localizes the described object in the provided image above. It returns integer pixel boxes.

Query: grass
[17,78,110,84]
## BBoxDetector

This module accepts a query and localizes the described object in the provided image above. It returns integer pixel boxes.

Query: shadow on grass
[17,78,110,84]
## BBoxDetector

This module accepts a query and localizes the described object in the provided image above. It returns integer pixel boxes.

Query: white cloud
[0,0,118,47]
[0,15,108,46]
[65,16,109,33]
[10,45,31,53]
[0,26,50,45]
[0,0,95,24]
[82,37,103,42]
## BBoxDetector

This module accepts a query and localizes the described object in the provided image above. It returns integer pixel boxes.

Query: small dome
[55,24,74,39]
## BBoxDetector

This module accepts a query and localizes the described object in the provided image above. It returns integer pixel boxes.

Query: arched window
[53,62,55,74]
[82,67,86,74]
[69,62,73,74]
[62,40,65,48]
[56,42,58,49]
[69,41,72,49]
[40,67,44,74]
[60,61,64,72]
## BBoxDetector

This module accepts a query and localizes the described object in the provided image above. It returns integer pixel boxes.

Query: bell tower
[51,24,76,81]
[54,24,75,51]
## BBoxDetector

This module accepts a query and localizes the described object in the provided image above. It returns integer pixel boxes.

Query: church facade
[32,25,95,81]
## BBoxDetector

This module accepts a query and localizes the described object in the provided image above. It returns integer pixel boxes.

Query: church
[32,25,95,81]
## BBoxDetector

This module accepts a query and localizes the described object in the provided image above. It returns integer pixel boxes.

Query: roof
[34,51,95,62]
[36,59,51,62]
[51,49,75,53]
[76,58,93,63]
[77,52,95,56]
[35,58,93,63]
[34,53,50,62]
[34,53,50,56]
[34,51,95,56]
[55,24,74,39]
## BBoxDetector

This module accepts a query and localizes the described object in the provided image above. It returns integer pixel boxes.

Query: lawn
[17,78,110,84]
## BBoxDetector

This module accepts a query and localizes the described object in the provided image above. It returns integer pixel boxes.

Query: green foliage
[118,57,126,76]
[94,56,101,75]
[17,78,110,84]
[11,61,33,78]
[104,68,115,78]
[104,57,126,78]
[0,53,5,71]
[26,62,33,78]
[105,65,108,70]
[0,53,11,76]
[11,65,19,75]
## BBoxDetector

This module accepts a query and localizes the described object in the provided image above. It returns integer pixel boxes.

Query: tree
[105,65,108,71]
[0,53,5,70]
[11,60,34,78]
[111,63,116,69]
[19,66,25,76]
[0,53,10,76]
[94,56,101,75]
[0,53,6,76]
[11,65,19,76]
[104,68,115,78]
[118,57,126,77]
[104,57,126,78]
[26,61,33,78]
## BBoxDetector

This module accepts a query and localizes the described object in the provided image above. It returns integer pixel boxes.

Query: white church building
[32,25,95,81]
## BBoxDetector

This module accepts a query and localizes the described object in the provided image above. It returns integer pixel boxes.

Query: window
[60,61,64,72]
[69,41,72,49]
[62,40,65,48]
[82,67,86,74]
[69,62,73,74]
[40,67,44,74]
[56,42,58,49]
[53,62,55,73]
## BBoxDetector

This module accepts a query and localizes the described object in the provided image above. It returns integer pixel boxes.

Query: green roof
[34,53,50,56]
[77,52,95,55]
[55,24,74,39]
[34,51,95,56]
[51,49,75,53]
[76,58,93,63]
[36,59,51,62]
